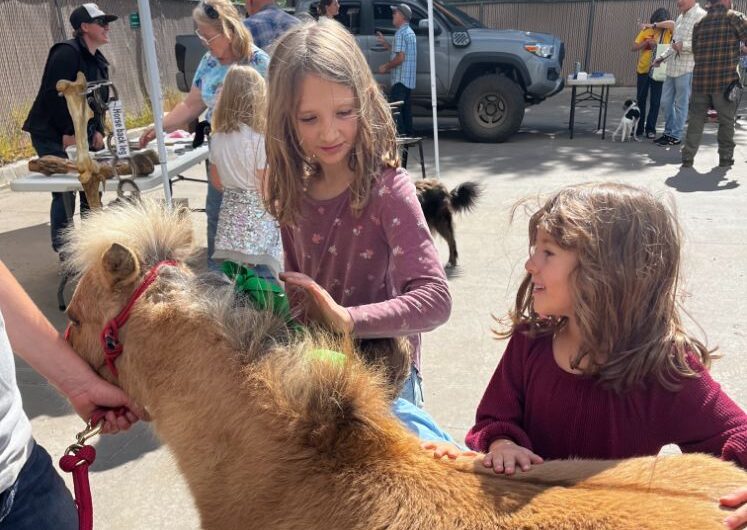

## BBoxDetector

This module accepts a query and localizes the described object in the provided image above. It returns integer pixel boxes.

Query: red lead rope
[60,260,176,529]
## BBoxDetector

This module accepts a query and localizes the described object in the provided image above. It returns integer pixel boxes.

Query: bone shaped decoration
[56,72,104,208]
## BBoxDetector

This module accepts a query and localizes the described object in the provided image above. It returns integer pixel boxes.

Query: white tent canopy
[137,0,172,206]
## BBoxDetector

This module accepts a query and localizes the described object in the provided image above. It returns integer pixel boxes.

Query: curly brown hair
[499,182,713,393]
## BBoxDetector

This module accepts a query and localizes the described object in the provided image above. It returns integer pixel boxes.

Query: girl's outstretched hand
[421,440,478,460]
[720,487,747,528]
[483,438,543,475]
[280,272,354,334]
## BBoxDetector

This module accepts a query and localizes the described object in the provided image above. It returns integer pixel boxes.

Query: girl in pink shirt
[262,20,451,407]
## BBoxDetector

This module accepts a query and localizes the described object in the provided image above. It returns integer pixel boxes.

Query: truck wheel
[458,75,525,143]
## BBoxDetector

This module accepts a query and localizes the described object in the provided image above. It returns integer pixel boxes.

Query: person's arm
[731,14,747,45]
[642,20,675,31]
[632,30,654,52]
[376,31,392,51]
[345,170,451,338]
[464,332,534,454]
[208,162,222,192]
[379,52,405,74]
[667,358,747,468]
[139,85,207,147]
[0,260,141,433]
[43,45,81,138]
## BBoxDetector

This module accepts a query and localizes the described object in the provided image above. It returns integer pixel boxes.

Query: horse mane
[63,199,407,455]
[61,199,194,280]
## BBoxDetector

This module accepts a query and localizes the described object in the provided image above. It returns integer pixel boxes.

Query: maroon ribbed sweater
[466,330,747,467]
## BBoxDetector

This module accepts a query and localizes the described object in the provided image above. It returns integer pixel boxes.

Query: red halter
[99,260,177,377]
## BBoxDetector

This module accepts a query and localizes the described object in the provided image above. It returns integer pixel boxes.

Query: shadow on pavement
[665,168,740,193]
[91,423,162,472]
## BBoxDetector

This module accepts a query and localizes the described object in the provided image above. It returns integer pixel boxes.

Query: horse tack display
[61,200,747,530]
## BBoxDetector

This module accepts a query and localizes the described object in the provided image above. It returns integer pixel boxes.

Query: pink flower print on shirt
[331,278,341,287]
[370,215,381,226]
[317,206,326,215]
[360,249,374,260]
[392,246,404,256]
[377,185,391,197]
[312,233,323,244]
[333,217,342,227]
[344,286,356,297]
[367,274,375,281]
[352,225,363,236]
[391,217,401,227]
[328,245,337,256]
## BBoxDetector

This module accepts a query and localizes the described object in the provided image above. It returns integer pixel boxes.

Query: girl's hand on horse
[720,487,747,528]
[483,438,543,475]
[421,440,478,460]
[280,272,354,334]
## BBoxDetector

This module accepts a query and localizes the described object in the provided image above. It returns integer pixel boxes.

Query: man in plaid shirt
[681,0,747,167]
[652,0,707,146]
[244,0,299,51]
[377,4,417,136]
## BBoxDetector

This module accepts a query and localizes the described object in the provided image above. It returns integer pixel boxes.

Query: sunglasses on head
[202,2,220,19]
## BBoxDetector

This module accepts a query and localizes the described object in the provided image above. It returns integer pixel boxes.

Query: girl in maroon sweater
[465,183,747,528]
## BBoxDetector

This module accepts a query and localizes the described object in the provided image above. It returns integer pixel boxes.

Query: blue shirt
[192,44,270,121]
[391,24,417,89]
[244,4,299,51]
[391,398,464,447]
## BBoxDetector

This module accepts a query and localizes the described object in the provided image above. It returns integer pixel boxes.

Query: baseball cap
[70,3,118,29]
[390,3,412,20]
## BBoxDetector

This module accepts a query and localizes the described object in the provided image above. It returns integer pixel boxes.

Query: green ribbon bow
[221,261,291,320]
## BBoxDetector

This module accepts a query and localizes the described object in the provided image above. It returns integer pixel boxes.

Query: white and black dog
[611,99,641,142]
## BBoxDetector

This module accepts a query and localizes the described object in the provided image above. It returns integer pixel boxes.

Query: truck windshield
[433,0,483,29]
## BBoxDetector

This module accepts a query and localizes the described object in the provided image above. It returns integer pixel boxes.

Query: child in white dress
[210,64,281,279]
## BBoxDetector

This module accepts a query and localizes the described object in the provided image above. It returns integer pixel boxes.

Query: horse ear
[101,243,140,289]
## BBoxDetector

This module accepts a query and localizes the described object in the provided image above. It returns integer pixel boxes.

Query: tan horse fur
[63,201,747,530]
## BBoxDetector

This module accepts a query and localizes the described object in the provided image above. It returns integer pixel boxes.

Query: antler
[56,72,104,208]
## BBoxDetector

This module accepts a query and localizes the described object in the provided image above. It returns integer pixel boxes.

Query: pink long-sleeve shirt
[281,167,451,368]
[466,330,747,467]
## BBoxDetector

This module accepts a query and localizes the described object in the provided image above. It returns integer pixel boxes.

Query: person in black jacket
[22,3,117,254]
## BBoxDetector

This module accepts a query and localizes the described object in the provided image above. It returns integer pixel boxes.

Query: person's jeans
[635,73,664,135]
[206,177,223,271]
[682,91,738,162]
[660,72,693,140]
[0,441,77,529]
[389,83,413,137]
[398,364,424,408]
[30,136,91,253]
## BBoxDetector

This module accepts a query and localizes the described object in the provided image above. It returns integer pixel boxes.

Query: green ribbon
[221,261,291,320]
[221,262,345,364]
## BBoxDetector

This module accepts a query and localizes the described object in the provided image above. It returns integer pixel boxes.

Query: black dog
[415,179,481,268]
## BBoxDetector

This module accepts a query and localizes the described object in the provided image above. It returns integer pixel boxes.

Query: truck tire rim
[476,93,506,127]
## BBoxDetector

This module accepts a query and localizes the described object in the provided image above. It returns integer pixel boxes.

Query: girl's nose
[524,255,536,274]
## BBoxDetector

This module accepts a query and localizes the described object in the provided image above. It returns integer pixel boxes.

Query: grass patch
[1,89,183,167]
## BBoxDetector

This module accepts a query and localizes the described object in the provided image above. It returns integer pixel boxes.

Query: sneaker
[666,137,681,146]
[719,158,734,167]
[646,131,657,139]
[654,134,671,145]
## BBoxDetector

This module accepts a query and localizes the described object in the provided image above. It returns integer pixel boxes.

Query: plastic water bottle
[573,61,581,79]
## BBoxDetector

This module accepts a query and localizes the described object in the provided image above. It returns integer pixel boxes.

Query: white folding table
[566,74,616,139]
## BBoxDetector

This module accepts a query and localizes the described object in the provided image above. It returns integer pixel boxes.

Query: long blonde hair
[263,19,399,226]
[192,0,254,61]
[212,65,266,134]
[500,182,713,393]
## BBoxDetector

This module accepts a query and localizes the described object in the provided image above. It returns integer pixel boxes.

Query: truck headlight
[524,43,554,58]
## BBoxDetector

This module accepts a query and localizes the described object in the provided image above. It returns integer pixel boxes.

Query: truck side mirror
[416,19,441,36]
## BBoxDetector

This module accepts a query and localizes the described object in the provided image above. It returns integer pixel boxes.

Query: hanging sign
[108,100,131,158]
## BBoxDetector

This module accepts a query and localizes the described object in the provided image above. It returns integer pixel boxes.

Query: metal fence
[1,0,745,158]
[456,0,747,86]
[0,0,195,152]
